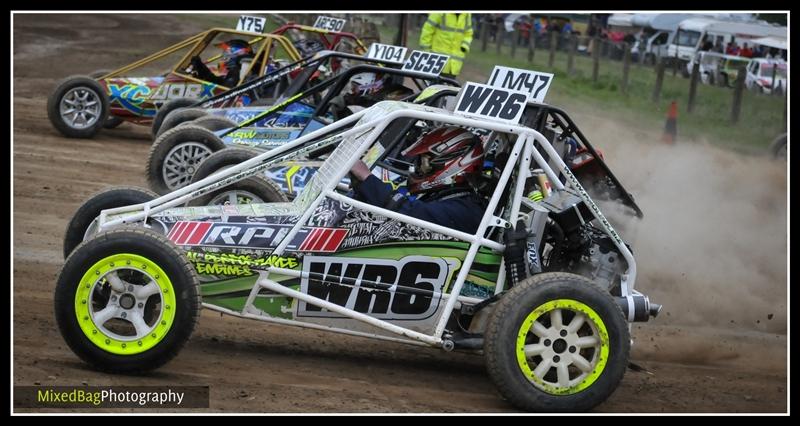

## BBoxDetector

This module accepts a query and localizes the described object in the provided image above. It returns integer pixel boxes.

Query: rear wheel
[47,75,109,138]
[146,125,226,195]
[54,227,201,373]
[484,272,630,412]
[151,98,198,139]
[63,186,158,259]
[188,147,288,206]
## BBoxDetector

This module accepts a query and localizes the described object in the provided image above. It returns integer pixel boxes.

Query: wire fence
[473,17,787,122]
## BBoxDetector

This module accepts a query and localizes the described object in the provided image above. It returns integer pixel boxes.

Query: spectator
[419,13,474,78]
[739,43,753,58]
[725,41,739,56]
[623,32,636,44]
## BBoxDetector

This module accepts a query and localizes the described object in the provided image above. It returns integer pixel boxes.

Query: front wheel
[63,186,158,259]
[47,75,109,138]
[146,125,226,195]
[484,272,630,412]
[54,227,201,373]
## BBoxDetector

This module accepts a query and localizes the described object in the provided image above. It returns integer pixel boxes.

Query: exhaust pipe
[616,294,661,322]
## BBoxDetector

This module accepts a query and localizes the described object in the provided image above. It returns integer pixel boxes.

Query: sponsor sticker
[167,221,347,252]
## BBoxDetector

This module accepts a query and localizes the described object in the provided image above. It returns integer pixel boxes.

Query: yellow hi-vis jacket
[419,13,473,76]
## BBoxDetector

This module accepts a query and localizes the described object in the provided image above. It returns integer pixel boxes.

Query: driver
[189,39,255,87]
[330,73,414,118]
[349,126,487,234]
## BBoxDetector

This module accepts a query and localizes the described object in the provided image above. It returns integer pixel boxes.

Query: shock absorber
[503,220,530,287]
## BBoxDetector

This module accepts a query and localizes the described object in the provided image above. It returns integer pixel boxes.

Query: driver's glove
[190,55,205,69]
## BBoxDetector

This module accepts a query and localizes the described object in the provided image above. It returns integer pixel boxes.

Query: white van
[631,13,694,64]
[664,17,719,66]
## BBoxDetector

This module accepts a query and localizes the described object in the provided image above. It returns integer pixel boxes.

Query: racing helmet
[401,126,484,194]
[348,72,385,96]
[216,39,255,73]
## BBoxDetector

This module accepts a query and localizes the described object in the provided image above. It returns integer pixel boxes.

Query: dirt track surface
[13,14,788,413]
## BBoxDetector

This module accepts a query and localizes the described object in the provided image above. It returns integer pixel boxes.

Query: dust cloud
[584,116,787,334]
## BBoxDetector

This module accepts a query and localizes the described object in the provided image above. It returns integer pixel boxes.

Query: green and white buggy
[55,90,660,411]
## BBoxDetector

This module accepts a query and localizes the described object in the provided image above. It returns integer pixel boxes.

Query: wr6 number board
[454,82,528,125]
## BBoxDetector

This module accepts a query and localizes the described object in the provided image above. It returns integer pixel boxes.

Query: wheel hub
[517,303,609,394]
[552,338,567,354]
[162,142,213,190]
[60,87,101,130]
[119,293,136,310]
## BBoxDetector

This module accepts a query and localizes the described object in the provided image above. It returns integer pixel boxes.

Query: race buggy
[56,83,661,411]
[146,59,459,195]
[150,50,419,139]
[47,27,303,139]
[148,40,375,139]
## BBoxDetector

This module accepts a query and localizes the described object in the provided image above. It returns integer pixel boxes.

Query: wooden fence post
[510,25,518,59]
[481,17,489,52]
[652,57,665,103]
[496,21,503,54]
[687,61,700,112]
[592,36,600,83]
[527,29,536,62]
[731,65,746,124]
[622,43,631,94]
[567,35,576,75]
[771,64,780,96]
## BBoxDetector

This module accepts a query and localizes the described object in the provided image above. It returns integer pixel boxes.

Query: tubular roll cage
[94,28,302,90]
[193,50,407,109]
[273,23,368,55]
[94,102,637,348]
[222,63,461,132]
[414,86,643,218]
